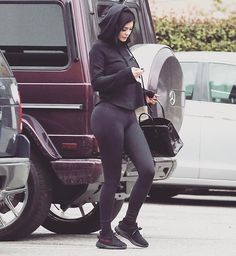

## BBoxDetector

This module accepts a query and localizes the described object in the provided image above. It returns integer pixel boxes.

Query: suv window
[0,3,68,68]
[180,62,198,100]
[209,63,236,104]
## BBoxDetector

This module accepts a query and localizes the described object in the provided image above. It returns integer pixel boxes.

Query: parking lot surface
[2,195,236,256]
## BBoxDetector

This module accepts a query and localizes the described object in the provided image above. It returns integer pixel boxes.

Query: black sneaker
[96,232,127,249]
[115,222,149,248]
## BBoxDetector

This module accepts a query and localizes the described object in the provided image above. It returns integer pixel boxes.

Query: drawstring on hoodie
[125,46,153,111]
[116,44,150,109]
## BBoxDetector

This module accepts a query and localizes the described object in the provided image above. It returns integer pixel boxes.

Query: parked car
[150,51,236,200]
[0,0,184,240]
[0,51,30,237]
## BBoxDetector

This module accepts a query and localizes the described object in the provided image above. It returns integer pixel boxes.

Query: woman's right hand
[131,67,144,80]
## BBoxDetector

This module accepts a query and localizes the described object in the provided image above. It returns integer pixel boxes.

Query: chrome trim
[22,103,83,110]
[0,158,30,190]
[48,134,93,137]
[169,90,176,106]
[18,82,91,86]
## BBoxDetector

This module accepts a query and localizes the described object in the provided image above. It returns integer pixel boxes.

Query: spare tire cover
[131,44,184,132]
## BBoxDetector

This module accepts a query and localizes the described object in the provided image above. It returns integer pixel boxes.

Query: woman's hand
[131,67,144,81]
[131,67,159,105]
[146,93,159,105]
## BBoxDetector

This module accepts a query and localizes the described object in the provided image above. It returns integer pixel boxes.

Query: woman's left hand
[146,93,159,105]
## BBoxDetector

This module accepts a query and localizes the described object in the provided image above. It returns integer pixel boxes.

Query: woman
[89,4,157,250]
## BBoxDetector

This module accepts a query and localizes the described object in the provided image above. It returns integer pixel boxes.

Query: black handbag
[139,102,183,157]
[128,48,183,157]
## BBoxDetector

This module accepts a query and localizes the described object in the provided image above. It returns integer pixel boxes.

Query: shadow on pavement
[146,193,236,208]
[21,232,97,241]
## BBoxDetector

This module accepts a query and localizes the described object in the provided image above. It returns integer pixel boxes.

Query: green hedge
[154,16,236,51]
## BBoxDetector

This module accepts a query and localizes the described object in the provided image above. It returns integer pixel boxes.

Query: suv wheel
[0,154,52,240]
[42,199,124,234]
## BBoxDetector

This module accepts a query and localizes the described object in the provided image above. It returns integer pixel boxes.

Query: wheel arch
[22,114,61,161]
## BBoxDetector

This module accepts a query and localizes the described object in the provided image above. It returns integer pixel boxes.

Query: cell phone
[146,90,155,98]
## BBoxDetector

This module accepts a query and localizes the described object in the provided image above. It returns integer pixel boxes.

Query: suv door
[200,62,236,180]
[172,61,202,179]
[0,1,91,159]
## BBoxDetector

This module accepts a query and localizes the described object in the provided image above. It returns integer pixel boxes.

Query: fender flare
[22,114,61,161]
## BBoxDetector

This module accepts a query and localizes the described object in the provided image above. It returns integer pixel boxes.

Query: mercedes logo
[169,90,176,106]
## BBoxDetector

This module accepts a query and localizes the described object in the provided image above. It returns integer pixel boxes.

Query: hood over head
[98,4,135,44]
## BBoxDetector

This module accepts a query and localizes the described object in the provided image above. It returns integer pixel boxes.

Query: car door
[171,61,202,179]
[200,62,236,180]
[0,1,91,159]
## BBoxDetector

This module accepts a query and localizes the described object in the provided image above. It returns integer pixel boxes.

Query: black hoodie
[89,4,145,110]
[98,4,135,44]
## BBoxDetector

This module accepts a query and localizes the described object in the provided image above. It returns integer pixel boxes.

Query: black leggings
[91,102,155,231]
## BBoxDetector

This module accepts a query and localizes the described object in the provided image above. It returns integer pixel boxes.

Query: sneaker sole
[96,241,127,250]
[115,226,148,248]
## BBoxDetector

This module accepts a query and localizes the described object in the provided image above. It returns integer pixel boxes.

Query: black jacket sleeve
[89,44,136,93]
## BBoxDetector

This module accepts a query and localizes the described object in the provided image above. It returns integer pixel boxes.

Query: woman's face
[118,21,134,42]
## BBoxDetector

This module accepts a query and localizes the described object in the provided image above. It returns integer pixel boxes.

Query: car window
[180,62,198,100]
[97,4,143,46]
[0,3,68,68]
[209,63,236,104]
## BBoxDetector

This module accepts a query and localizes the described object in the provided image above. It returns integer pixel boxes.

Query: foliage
[154,16,236,52]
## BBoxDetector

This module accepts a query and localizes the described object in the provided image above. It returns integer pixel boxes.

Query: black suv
[0,51,30,236]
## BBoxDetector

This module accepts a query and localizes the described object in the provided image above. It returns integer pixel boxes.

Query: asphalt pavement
[2,194,236,256]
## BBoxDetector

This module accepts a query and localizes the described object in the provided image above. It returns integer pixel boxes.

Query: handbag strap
[138,112,153,124]
[126,47,148,105]
[127,47,166,119]
[156,99,165,119]
[140,73,166,119]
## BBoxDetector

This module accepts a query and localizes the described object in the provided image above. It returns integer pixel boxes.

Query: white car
[150,51,236,199]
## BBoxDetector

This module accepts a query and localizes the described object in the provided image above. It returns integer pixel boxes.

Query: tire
[42,199,124,234]
[149,187,180,201]
[0,155,52,240]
